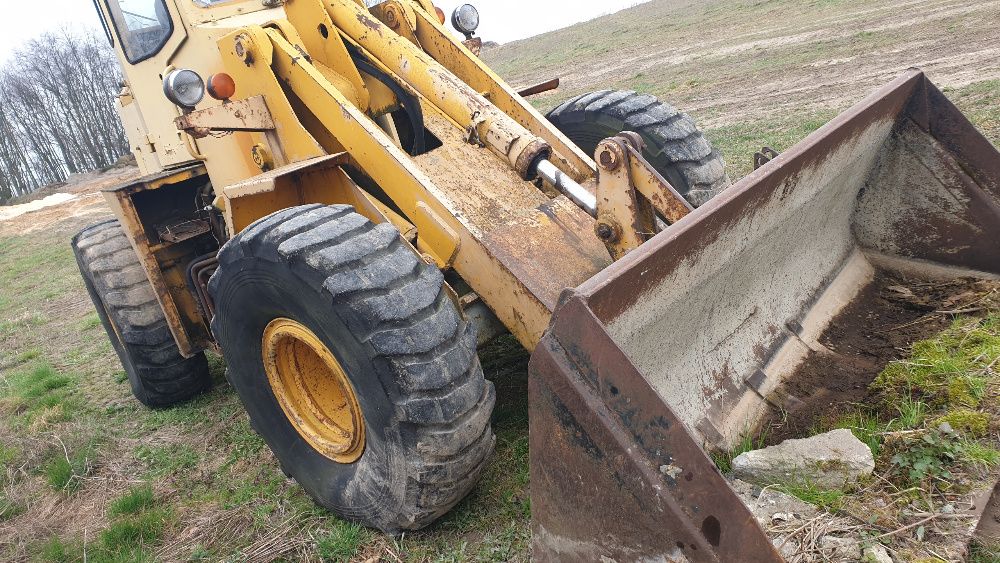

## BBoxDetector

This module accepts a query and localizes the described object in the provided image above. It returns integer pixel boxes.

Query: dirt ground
[488,0,1000,126]
[2,0,1000,561]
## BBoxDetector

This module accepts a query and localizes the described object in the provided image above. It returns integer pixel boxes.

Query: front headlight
[163,69,206,110]
[451,4,480,38]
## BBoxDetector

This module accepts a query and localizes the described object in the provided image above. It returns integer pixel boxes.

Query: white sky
[0,1,647,63]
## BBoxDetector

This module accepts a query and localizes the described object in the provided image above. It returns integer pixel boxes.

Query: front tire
[548,90,730,207]
[208,204,495,533]
[72,220,211,407]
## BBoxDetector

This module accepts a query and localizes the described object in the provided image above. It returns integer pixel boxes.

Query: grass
[109,485,156,516]
[3,2,1000,561]
[100,509,168,553]
[712,427,770,473]
[705,110,839,180]
[316,522,367,562]
[777,483,846,511]
[0,362,82,428]
[44,441,98,493]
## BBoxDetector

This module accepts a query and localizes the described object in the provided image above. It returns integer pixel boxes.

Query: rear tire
[548,90,729,206]
[72,220,211,408]
[208,204,495,533]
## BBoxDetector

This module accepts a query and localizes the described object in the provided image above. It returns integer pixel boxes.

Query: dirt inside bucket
[762,272,999,445]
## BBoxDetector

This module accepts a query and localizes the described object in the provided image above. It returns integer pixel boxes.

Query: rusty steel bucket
[528,69,1000,561]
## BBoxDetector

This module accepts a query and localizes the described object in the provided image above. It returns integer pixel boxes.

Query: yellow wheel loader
[75,0,1000,559]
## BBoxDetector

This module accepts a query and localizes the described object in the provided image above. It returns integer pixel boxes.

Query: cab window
[104,0,174,64]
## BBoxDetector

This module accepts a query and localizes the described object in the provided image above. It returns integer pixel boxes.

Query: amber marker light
[434,6,446,24]
[207,73,237,101]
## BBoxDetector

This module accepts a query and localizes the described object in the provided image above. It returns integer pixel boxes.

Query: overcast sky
[0,1,647,63]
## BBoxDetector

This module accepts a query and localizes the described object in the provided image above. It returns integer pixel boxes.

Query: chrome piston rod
[535,159,597,217]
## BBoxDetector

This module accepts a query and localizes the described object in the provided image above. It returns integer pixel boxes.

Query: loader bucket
[529,69,1000,561]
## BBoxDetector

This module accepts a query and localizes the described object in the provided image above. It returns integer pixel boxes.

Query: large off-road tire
[208,204,496,533]
[72,220,211,408]
[548,90,730,207]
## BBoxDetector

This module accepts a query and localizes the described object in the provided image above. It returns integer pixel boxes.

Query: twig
[871,513,941,541]
[935,306,985,315]
[878,314,939,333]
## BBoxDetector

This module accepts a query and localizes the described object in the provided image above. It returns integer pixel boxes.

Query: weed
[889,428,966,484]
[316,522,366,562]
[109,484,155,516]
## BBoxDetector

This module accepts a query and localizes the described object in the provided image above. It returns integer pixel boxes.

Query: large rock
[731,429,874,489]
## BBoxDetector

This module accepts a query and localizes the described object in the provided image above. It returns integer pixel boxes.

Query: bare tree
[0,28,129,204]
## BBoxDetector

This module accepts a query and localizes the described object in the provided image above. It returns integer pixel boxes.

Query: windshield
[105,0,174,64]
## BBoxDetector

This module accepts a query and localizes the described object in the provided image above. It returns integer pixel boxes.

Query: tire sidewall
[212,256,407,527]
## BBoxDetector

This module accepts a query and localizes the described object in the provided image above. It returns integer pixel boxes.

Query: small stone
[939,421,955,434]
[941,503,955,514]
[730,479,818,526]
[819,536,861,560]
[731,429,875,489]
[772,536,799,560]
[863,544,893,563]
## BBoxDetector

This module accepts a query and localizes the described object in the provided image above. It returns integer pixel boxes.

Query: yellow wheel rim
[261,318,365,463]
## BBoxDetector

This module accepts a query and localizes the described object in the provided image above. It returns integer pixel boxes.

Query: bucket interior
[579,73,1000,450]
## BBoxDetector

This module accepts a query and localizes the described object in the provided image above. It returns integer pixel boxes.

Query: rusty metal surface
[517,78,560,98]
[174,96,276,136]
[572,71,928,446]
[101,165,213,359]
[530,297,781,562]
[529,69,1000,559]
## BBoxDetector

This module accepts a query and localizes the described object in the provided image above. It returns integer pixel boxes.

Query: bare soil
[488,0,1000,128]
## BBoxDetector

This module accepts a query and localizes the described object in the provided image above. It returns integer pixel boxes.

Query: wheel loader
[76,0,1000,560]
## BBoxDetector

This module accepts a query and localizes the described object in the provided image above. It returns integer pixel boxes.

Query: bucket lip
[573,68,927,322]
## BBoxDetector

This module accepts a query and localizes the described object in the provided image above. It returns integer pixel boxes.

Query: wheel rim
[261,318,365,463]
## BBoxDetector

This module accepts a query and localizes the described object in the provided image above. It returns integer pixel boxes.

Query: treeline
[0,29,129,204]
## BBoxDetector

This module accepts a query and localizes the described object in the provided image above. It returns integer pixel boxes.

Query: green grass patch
[0,443,19,467]
[78,313,102,331]
[316,522,366,562]
[109,485,155,516]
[777,483,845,511]
[1,362,81,426]
[134,443,200,478]
[0,492,24,521]
[100,508,168,553]
[874,315,999,423]
[705,110,839,180]
[44,441,97,493]
[830,409,884,457]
